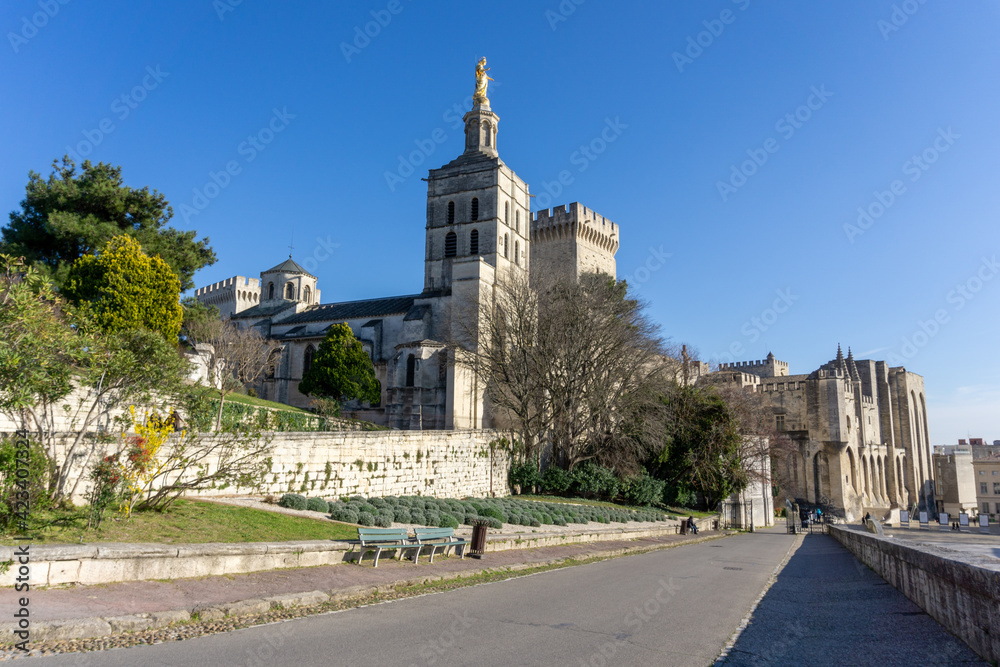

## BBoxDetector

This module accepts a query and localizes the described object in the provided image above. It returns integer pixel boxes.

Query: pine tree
[299,323,380,405]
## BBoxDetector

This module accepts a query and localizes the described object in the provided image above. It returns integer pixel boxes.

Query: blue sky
[2,0,998,445]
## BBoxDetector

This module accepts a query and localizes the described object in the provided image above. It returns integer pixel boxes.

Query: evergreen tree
[63,235,183,343]
[2,157,215,290]
[299,323,380,405]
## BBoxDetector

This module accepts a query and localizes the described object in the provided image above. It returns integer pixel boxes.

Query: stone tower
[259,257,320,306]
[423,95,531,292]
[530,202,619,285]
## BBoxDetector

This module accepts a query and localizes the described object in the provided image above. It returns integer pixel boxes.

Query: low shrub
[479,507,504,522]
[331,507,359,524]
[278,493,308,510]
[410,509,426,524]
[540,466,573,495]
[373,513,393,528]
[306,497,329,512]
[439,514,460,529]
[480,517,502,529]
[508,459,540,493]
[357,511,375,526]
[393,507,412,523]
[621,472,667,507]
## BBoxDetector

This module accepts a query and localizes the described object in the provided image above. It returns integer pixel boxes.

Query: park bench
[411,527,468,564]
[352,528,415,567]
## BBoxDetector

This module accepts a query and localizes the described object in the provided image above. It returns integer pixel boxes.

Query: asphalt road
[25,529,799,667]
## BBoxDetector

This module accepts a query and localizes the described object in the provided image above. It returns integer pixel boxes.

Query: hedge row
[275,493,668,528]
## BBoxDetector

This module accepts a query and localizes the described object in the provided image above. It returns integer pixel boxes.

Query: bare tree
[453,270,670,471]
[185,319,279,431]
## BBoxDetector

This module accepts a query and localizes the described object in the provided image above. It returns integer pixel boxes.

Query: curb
[0,532,732,646]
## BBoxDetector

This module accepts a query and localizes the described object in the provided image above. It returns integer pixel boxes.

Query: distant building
[933,445,978,517]
[704,347,935,522]
[974,458,1000,519]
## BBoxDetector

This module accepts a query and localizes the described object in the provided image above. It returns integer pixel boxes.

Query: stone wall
[829,525,1000,663]
[43,429,511,503]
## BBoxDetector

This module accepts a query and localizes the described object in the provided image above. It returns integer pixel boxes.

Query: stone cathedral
[195,60,621,430]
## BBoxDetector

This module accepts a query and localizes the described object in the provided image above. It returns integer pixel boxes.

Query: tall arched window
[303,345,315,376]
[503,233,509,258]
[504,202,509,222]
[405,354,416,387]
[444,232,457,257]
[515,210,520,233]
[484,123,491,146]
[470,229,479,255]
[447,201,455,224]
[471,197,479,221]
[514,240,520,265]
[267,282,274,299]
[285,282,295,300]
[303,285,311,303]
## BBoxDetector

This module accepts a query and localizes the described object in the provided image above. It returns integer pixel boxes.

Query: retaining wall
[0,521,708,588]
[829,525,1000,663]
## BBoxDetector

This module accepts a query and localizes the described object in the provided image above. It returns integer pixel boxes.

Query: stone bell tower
[423,58,531,294]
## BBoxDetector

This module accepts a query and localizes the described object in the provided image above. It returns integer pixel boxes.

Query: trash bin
[679,521,687,535]
[470,520,489,559]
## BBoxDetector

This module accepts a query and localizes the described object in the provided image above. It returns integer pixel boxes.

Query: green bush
[359,502,379,514]
[439,514,460,529]
[0,436,54,532]
[540,466,573,494]
[621,472,667,507]
[278,493,308,510]
[571,463,620,501]
[357,511,375,526]
[424,510,440,527]
[479,507,504,522]
[409,509,426,525]
[664,483,697,508]
[306,497,329,512]
[373,513,392,528]
[393,507,412,523]
[480,517,502,529]
[331,507,359,524]
[508,459,540,493]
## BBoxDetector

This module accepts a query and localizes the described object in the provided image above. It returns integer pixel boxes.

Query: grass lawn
[515,494,715,518]
[191,386,316,415]
[0,499,358,545]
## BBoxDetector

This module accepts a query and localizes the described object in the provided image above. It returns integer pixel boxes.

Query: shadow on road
[720,533,987,666]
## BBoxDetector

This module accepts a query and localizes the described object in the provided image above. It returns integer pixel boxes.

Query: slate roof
[230,302,297,319]
[262,257,313,276]
[279,294,421,324]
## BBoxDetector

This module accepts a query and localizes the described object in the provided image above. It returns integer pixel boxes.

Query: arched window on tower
[515,210,520,233]
[514,240,520,265]
[303,345,315,376]
[267,282,274,300]
[470,229,479,255]
[303,285,311,303]
[471,197,479,221]
[503,234,509,258]
[405,354,416,387]
[444,232,457,258]
[447,201,455,224]
[504,202,509,222]
[484,123,491,147]
[285,282,295,300]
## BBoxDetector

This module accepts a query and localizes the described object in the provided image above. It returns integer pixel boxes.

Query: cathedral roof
[262,257,313,276]
[279,294,421,324]
[230,302,298,319]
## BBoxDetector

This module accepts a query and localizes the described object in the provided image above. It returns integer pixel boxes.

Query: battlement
[195,275,260,297]
[531,202,619,256]
[718,357,789,377]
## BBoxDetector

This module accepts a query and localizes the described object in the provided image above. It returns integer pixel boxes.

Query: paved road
[26,529,798,666]
[721,533,987,666]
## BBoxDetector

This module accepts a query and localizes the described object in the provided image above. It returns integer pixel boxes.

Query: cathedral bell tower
[422,58,530,293]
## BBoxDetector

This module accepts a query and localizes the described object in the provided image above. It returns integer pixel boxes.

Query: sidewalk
[0,529,729,647]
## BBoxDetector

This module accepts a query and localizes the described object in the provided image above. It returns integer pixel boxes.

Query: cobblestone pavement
[720,533,988,666]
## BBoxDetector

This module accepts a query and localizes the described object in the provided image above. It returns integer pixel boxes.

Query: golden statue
[474,57,493,104]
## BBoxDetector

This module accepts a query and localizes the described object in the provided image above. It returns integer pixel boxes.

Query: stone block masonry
[39,428,511,503]
[830,525,1000,663]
